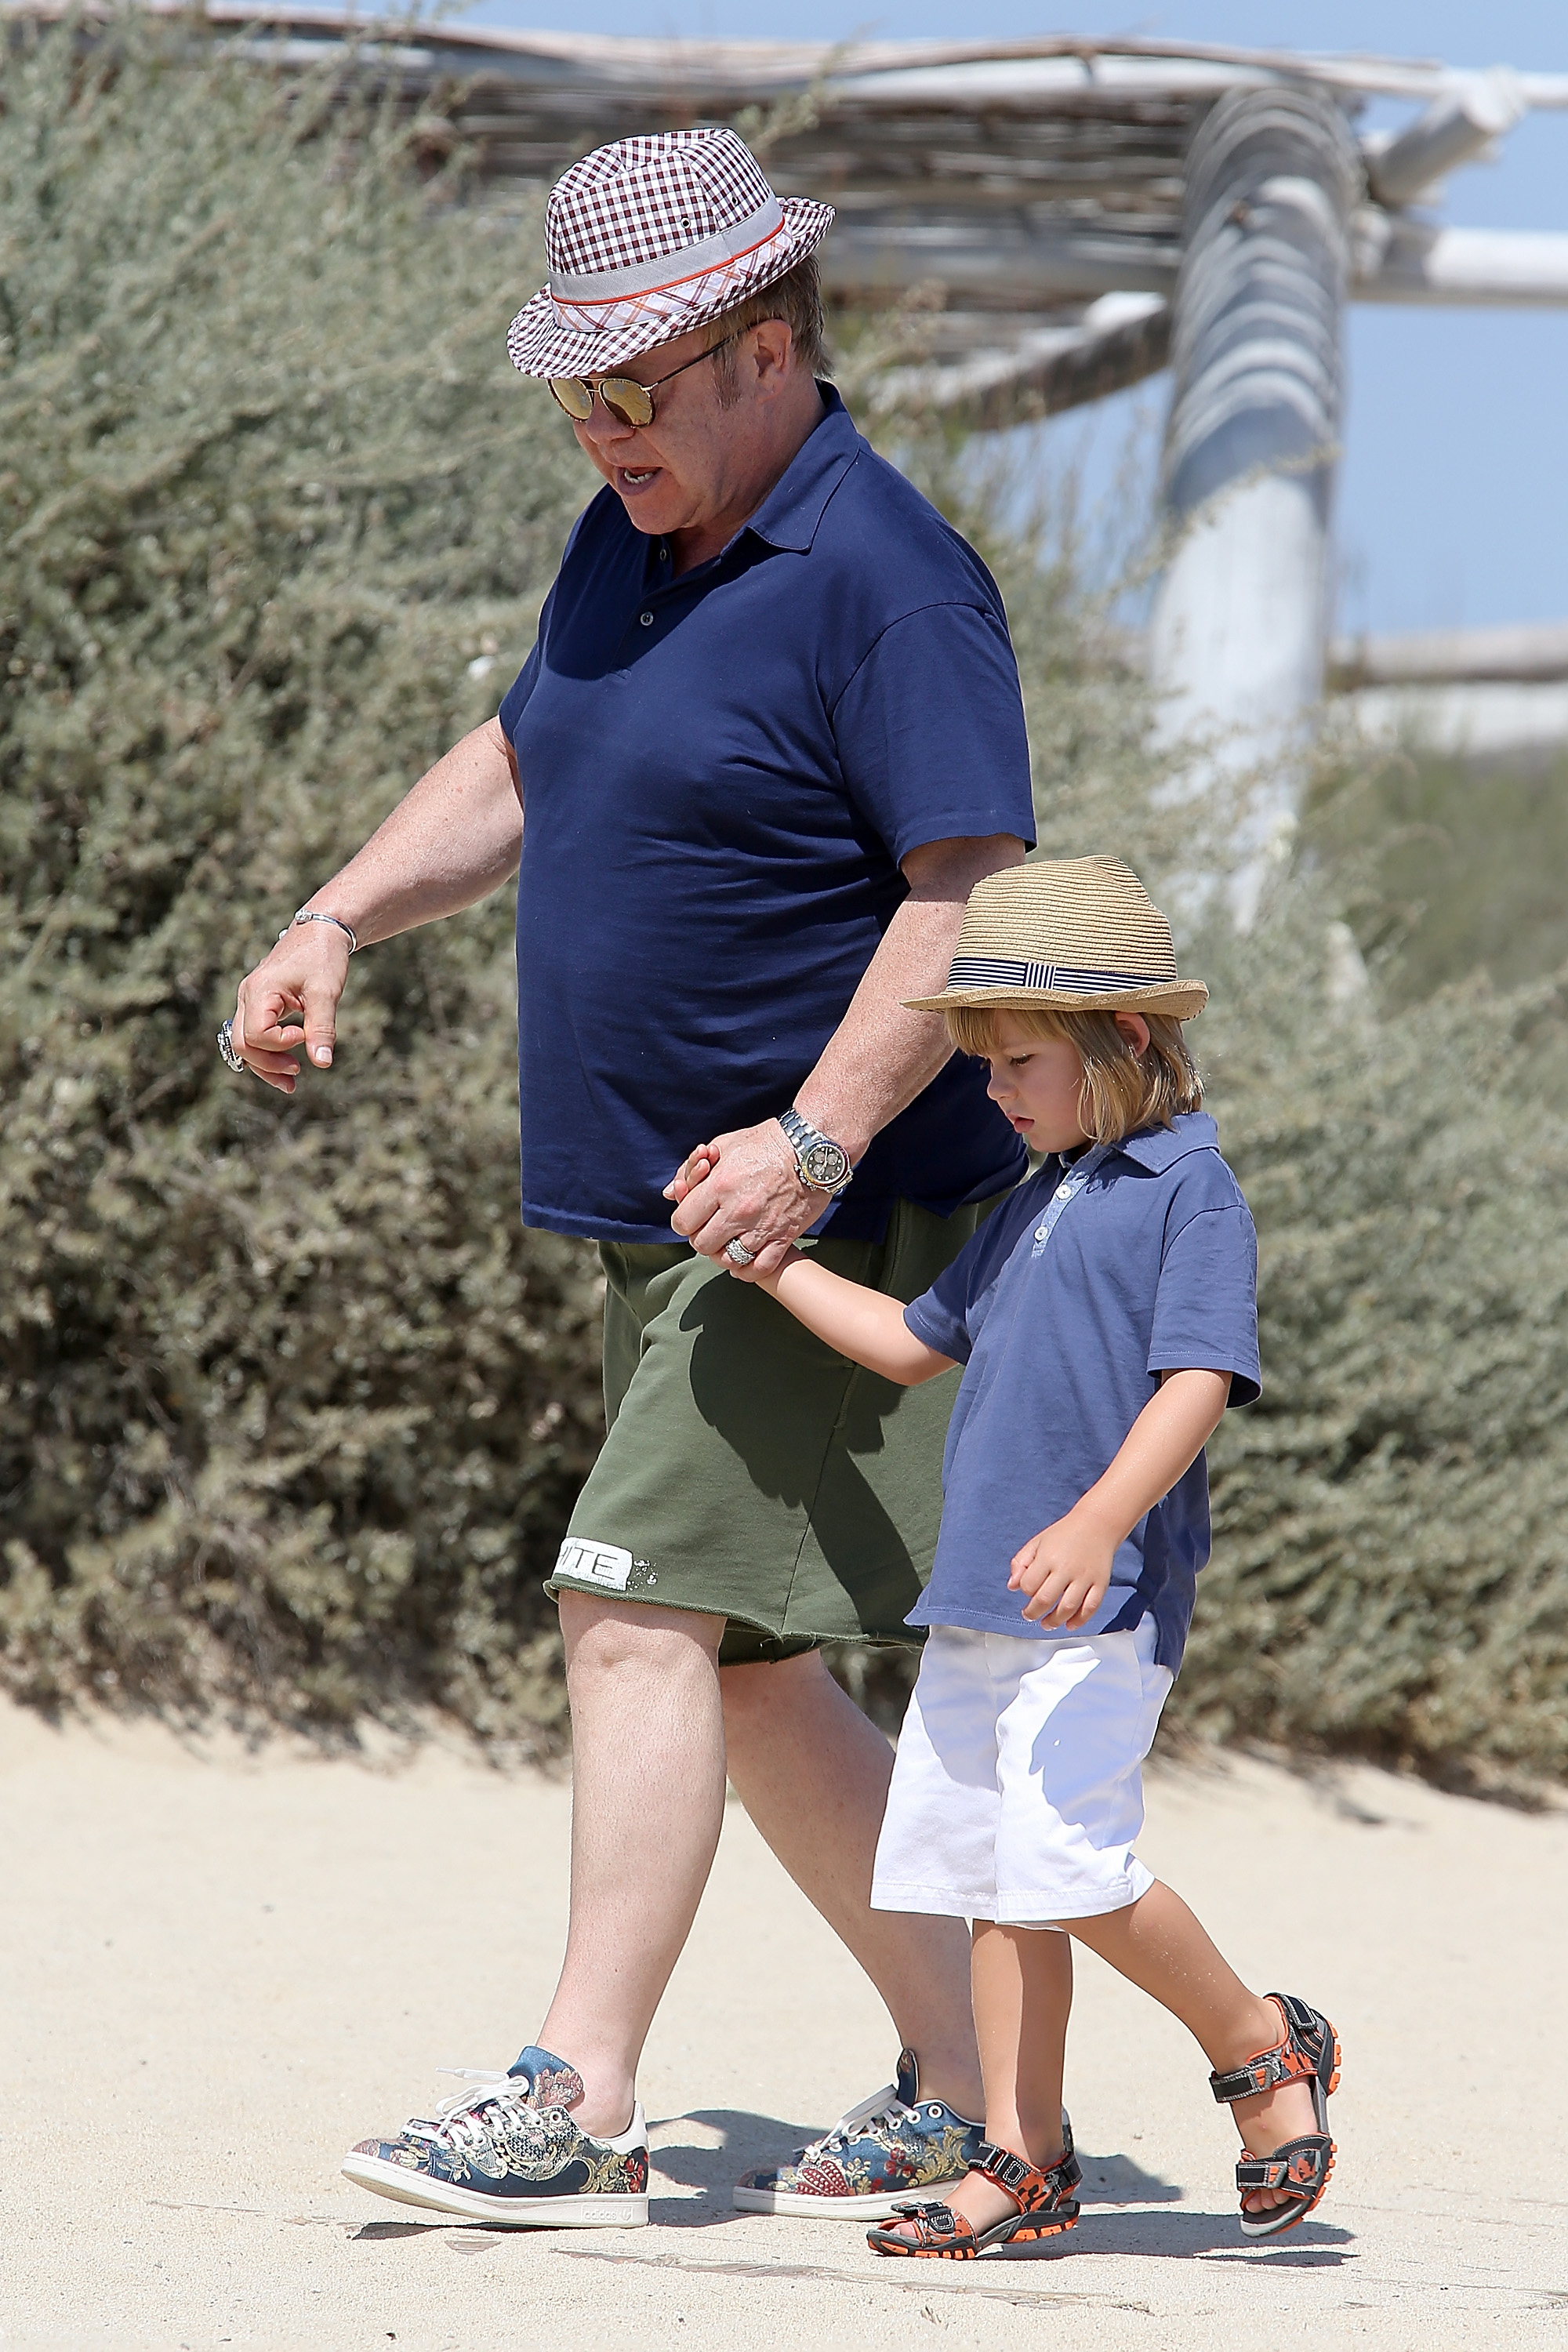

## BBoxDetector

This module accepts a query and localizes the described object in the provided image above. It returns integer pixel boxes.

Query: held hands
[662,1120,823,1277]
[227,924,351,1094]
[1009,1506,1117,1631]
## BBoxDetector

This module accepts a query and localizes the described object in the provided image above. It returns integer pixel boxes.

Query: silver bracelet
[279,908,358,953]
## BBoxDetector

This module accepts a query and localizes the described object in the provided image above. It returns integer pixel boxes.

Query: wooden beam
[869,293,1170,425]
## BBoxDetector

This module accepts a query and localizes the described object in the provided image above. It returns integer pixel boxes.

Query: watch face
[801,1140,850,1189]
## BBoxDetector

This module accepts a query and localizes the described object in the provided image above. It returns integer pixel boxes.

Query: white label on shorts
[556,1537,634,1592]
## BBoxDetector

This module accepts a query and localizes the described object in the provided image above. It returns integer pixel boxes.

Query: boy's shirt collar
[1047,1110,1220,1178]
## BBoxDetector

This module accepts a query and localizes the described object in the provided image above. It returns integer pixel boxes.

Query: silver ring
[217,1018,246,1076]
[724,1238,757,1266]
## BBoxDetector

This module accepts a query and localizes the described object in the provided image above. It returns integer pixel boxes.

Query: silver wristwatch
[779,1108,854,1196]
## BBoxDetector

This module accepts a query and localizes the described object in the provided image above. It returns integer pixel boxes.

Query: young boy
[719,857,1341,2258]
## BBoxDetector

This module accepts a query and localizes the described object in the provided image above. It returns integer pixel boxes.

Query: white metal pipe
[1344,683,1568,757]
[1149,87,1360,920]
[1330,622,1568,688]
[1364,67,1526,206]
[1357,223,1568,305]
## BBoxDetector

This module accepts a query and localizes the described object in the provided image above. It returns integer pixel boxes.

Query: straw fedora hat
[906,857,1208,1018]
[507,128,835,379]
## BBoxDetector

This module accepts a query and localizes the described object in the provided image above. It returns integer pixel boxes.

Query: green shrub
[955,488,1568,1782]
[1303,740,1568,1007]
[1,18,601,1737]
[4,18,1566,1779]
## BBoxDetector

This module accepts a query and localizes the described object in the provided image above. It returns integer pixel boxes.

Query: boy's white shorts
[870,1617,1173,1926]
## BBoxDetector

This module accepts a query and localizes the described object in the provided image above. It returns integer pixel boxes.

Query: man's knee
[559,1588,725,1685]
[720,1645,831,1737]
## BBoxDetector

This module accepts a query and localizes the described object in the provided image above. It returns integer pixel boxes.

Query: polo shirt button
[640,610,654,626]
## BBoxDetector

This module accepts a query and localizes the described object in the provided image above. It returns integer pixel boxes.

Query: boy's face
[981,1017,1094,1154]
[979,1011,1151,1154]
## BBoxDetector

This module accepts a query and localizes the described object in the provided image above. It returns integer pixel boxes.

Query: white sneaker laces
[404,2067,539,2154]
[817,2078,915,2153]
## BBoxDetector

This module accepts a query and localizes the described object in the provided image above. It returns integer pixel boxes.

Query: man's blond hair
[946,1004,1203,1146]
[706,257,827,400]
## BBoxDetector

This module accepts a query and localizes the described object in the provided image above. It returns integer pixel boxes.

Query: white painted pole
[1364,67,1526,207]
[1149,86,1361,922]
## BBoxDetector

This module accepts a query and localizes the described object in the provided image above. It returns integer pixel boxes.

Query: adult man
[223,129,1036,2227]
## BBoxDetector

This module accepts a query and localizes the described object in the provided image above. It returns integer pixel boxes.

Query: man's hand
[217,718,524,1096]
[663,1120,825,1274]
[229,923,351,1095]
[1009,1508,1117,1631]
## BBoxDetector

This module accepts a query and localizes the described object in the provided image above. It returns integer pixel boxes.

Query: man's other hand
[228,922,352,1094]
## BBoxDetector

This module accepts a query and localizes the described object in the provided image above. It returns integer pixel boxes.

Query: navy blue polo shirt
[498,386,1036,1243]
[902,1113,1261,1671]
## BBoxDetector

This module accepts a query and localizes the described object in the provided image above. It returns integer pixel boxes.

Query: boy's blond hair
[946,1004,1202,1146]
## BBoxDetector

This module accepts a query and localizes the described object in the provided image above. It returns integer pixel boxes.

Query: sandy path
[3,1698,1564,2352]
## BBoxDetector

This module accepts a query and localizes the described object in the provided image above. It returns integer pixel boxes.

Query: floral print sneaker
[734,2049,993,2220]
[341,2045,648,2227]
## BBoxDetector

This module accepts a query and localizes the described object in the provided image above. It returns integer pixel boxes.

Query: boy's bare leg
[535,1592,728,2136]
[1067,1882,1319,2217]
[878,1923,1073,2242]
[722,1650,984,2119]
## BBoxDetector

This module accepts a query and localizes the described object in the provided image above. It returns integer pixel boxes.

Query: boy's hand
[666,1144,719,1204]
[663,1120,823,1275]
[725,1243,807,1287]
[1009,1508,1116,1630]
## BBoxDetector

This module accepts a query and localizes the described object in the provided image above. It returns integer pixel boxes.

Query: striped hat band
[947,957,1167,996]
[903,856,1209,1018]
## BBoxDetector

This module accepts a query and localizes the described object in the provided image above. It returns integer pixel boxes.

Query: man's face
[564,318,795,543]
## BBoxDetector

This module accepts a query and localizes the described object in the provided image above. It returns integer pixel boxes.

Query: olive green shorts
[546,1195,1002,1669]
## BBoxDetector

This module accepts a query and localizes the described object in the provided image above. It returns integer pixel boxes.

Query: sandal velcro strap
[1210,2046,1302,2103]
[971,2143,1038,2200]
[891,2199,959,2227]
[1210,1992,1336,2106]
[1236,2136,1331,2196]
[870,2199,977,2253]
[969,2140,1083,2210]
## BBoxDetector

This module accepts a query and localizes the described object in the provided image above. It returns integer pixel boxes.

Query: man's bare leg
[535,1591,728,2137]
[722,1650,983,2120]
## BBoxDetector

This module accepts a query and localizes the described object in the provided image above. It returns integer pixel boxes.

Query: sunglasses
[548,331,742,430]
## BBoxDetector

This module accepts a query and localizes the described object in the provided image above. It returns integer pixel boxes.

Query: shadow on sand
[346,2111,1353,2268]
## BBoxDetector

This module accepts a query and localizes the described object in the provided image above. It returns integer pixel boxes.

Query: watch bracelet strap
[778,1106,853,1193]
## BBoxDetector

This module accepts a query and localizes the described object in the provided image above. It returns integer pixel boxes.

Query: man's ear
[749,316,795,390]
[1113,1011,1152,1053]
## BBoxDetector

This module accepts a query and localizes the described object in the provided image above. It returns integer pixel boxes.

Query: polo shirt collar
[743,384,862,554]
[1112,1111,1221,1171]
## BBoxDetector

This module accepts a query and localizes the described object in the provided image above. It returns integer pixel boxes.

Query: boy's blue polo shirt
[902,1113,1261,1671]
[498,387,1036,1243]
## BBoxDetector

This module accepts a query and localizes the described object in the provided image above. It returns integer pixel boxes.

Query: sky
[443,0,1566,637]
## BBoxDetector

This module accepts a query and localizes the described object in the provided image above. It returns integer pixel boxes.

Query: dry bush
[858,421,1568,1782]
[5,20,1565,1778]
[1,18,600,1737]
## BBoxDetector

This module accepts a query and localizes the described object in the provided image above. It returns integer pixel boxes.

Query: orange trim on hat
[550,217,790,323]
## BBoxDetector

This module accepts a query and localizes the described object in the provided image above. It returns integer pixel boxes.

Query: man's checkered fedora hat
[906,857,1209,1019]
[507,127,834,379]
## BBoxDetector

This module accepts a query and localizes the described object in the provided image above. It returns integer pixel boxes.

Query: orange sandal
[866,2140,1080,2259]
[1210,1991,1342,2239]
